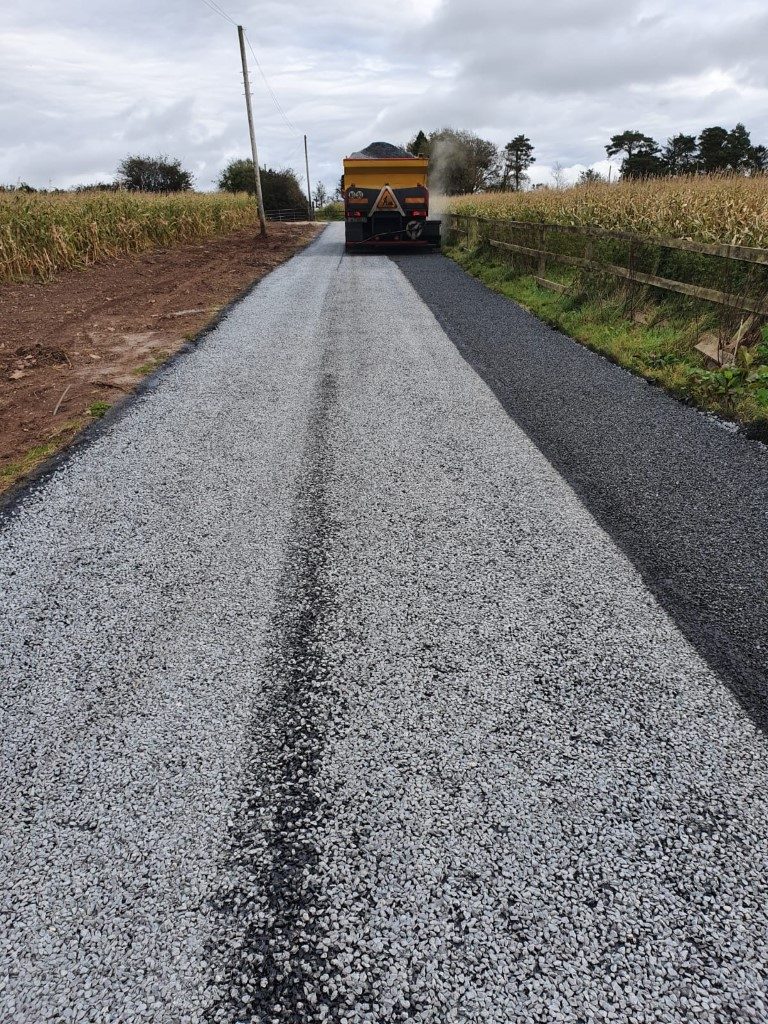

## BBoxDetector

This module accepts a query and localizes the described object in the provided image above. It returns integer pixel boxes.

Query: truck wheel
[406,220,424,240]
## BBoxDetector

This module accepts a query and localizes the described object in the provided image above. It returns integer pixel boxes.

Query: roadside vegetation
[218,159,308,212]
[315,201,344,221]
[448,174,768,247]
[408,121,766,194]
[445,175,768,437]
[0,191,260,283]
[1,152,317,284]
[0,438,67,489]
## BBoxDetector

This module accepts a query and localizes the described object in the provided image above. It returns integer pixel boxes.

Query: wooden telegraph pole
[304,134,313,221]
[237,25,267,236]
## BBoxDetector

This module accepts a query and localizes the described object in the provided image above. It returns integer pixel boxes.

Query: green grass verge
[88,401,112,417]
[0,424,84,492]
[0,441,61,484]
[132,351,171,377]
[446,243,768,437]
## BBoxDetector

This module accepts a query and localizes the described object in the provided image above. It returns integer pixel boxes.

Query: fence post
[627,235,636,309]
[538,225,546,277]
[583,230,593,262]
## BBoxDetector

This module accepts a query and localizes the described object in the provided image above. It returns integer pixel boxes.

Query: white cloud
[1,0,766,193]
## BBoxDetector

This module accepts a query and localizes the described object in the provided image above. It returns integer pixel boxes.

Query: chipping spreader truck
[343,141,441,251]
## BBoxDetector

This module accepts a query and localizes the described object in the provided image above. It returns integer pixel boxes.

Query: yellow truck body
[342,157,429,192]
[342,142,440,250]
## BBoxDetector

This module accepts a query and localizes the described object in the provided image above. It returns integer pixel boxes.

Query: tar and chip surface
[2,224,767,1023]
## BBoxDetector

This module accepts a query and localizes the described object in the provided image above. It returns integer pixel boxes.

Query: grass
[133,362,157,376]
[0,419,84,490]
[0,190,261,283]
[132,349,171,377]
[87,401,112,418]
[445,175,768,435]
[446,242,768,435]
[0,441,61,484]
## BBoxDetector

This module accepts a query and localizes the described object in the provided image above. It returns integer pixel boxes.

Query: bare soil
[0,223,322,491]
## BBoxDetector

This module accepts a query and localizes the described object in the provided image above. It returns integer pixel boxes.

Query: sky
[2,0,767,194]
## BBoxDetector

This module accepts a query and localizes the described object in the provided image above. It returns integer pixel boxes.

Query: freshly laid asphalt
[2,222,767,1023]
[394,250,768,730]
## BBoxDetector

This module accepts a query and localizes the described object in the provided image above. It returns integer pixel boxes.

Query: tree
[500,135,535,191]
[747,144,768,174]
[662,134,698,175]
[407,130,429,157]
[697,127,730,173]
[605,130,657,162]
[259,167,306,209]
[605,131,662,178]
[625,149,665,178]
[312,181,329,207]
[218,159,306,210]
[426,128,500,194]
[117,154,193,192]
[73,181,122,193]
[725,123,752,171]
[578,168,604,185]
[218,158,257,194]
[550,162,567,189]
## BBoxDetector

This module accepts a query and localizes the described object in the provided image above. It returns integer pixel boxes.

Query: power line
[245,31,298,133]
[198,0,237,26]
[197,1,300,132]
[195,0,306,173]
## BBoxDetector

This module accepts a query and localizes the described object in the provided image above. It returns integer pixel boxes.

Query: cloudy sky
[2,0,767,193]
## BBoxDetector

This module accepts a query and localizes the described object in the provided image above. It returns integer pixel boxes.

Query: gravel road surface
[394,251,768,728]
[2,222,767,1023]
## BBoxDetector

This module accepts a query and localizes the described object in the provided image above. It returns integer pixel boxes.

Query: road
[2,222,767,1024]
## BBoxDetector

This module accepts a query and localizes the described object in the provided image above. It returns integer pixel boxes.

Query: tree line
[2,154,311,211]
[5,125,766,200]
[113,155,310,210]
[607,125,767,178]
[405,123,768,194]
[406,129,533,195]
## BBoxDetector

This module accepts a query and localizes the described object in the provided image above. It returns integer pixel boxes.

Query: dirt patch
[0,222,322,491]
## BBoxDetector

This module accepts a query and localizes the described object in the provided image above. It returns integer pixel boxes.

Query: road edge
[0,225,327,524]
[390,249,768,736]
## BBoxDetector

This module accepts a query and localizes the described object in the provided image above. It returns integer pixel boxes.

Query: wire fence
[265,207,312,222]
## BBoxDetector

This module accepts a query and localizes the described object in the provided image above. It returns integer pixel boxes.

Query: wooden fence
[447,213,768,317]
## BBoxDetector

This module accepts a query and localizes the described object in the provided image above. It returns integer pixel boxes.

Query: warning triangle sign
[374,188,399,212]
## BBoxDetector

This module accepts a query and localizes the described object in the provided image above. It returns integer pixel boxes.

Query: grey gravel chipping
[2,222,768,1023]
[392,250,768,725]
[347,142,415,159]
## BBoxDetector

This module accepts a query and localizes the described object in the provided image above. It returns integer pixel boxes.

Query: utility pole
[304,134,313,220]
[237,25,267,236]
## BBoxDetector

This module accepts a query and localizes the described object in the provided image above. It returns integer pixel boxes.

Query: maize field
[0,191,260,283]
[448,174,768,248]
